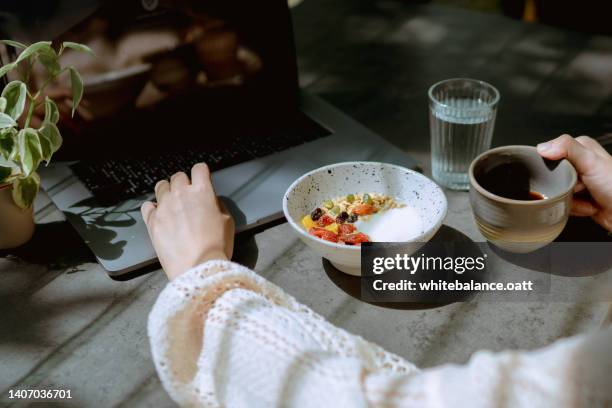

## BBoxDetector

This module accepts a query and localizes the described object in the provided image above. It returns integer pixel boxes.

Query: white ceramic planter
[0,183,35,249]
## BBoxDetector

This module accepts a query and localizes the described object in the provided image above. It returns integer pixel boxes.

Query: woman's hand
[537,134,612,231]
[141,163,235,280]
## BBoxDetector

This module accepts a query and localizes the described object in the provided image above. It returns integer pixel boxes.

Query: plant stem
[5,170,24,183]
[24,57,33,84]
[24,67,66,128]
[23,96,35,128]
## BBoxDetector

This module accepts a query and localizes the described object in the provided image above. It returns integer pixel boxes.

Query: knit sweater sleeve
[148,260,611,407]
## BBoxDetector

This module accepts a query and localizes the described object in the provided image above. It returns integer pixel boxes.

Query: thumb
[537,134,597,176]
[141,201,157,228]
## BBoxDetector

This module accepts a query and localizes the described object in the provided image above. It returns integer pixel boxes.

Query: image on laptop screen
[0,0,300,160]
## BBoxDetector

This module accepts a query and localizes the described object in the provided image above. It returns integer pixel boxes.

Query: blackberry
[311,208,324,221]
[336,211,349,224]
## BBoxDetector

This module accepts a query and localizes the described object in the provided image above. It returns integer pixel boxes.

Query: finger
[76,105,94,121]
[575,135,609,157]
[29,116,42,129]
[191,162,211,187]
[67,98,92,120]
[155,180,170,202]
[536,134,597,175]
[46,87,72,99]
[573,180,586,193]
[170,171,190,189]
[141,201,157,226]
[570,198,598,217]
[34,102,46,116]
[218,197,230,215]
[62,97,73,110]
[58,98,72,116]
[592,212,612,233]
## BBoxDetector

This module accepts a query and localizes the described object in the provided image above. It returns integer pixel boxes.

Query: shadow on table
[231,216,288,271]
[0,291,118,347]
[112,227,264,281]
[233,235,260,270]
[490,217,612,277]
[0,221,96,273]
[323,225,479,310]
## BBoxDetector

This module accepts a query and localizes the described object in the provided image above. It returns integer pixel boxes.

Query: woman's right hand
[141,163,235,281]
[537,134,612,232]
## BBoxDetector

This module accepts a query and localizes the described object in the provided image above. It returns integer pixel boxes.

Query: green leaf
[1,80,27,120]
[0,128,17,166]
[0,62,16,79]
[11,172,40,209]
[17,128,42,176]
[0,166,11,183]
[0,128,16,155]
[38,49,61,76]
[1,40,27,49]
[0,97,6,113]
[68,66,83,117]
[62,42,95,56]
[0,155,15,168]
[15,41,53,64]
[38,122,62,162]
[44,96,60,124]
[0,112,17,129]
[38,131,52,163]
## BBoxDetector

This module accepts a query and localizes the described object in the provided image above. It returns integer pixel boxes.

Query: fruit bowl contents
[301,193,405,245]
[283,162,448,275]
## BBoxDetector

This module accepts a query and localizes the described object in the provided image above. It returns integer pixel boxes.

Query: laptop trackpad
[213,156,317,229]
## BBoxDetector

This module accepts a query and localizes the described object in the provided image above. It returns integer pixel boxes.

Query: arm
[148,258,611,407]
[142,163,611,407]
[148,260,418,407]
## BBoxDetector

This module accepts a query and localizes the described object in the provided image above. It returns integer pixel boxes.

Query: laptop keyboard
[71,120,330,206]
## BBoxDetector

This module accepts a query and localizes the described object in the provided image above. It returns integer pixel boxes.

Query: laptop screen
[0,0,300,159]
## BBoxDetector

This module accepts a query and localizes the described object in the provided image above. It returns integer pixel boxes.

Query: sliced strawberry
[338,223,356,235]
[343,232,370,245]
[317,214,334,227]
[352,204,375,215]
[309,227,339,242]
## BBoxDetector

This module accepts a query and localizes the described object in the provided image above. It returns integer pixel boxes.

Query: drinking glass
[429,78,499,190]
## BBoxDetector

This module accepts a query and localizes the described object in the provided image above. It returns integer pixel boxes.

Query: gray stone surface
[1,187,608,406]
[1,1,611,407]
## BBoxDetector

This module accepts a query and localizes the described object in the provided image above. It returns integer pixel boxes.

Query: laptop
[1,0,417,277]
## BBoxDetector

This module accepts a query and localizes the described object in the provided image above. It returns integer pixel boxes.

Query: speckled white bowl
[283,162,447,275]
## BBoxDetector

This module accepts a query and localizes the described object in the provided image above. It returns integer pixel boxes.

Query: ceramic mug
[469,145,577,253]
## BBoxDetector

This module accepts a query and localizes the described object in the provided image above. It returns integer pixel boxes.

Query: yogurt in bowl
[356,205,424,241]
[283,162,447,275]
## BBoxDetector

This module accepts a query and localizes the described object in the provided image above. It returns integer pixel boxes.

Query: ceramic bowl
[469,145,577,253]
[283,162,447,275]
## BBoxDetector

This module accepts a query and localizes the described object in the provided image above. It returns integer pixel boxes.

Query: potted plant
[0,40,91,249]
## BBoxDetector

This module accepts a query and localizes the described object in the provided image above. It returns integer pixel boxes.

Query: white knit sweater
[148,260,612,407]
